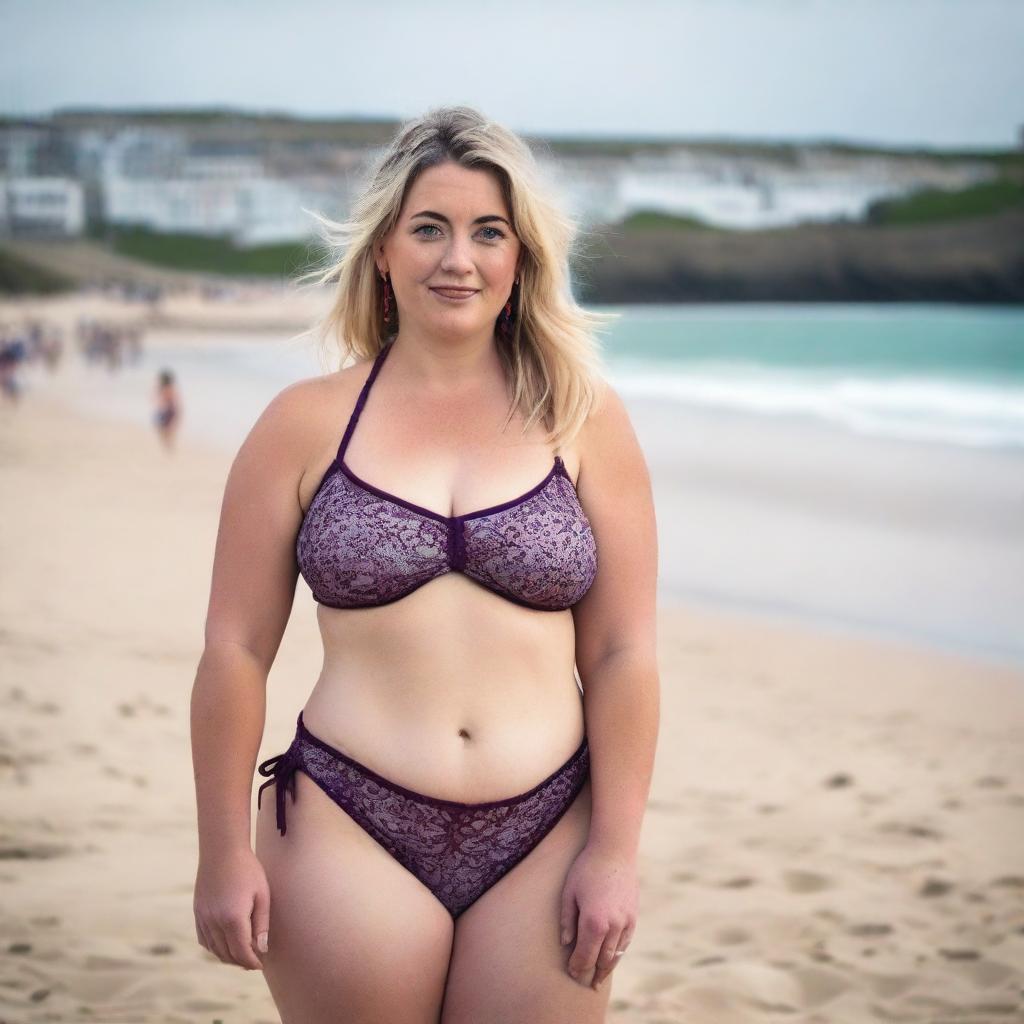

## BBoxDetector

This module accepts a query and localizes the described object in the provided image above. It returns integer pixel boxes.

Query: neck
[387,327,503,393]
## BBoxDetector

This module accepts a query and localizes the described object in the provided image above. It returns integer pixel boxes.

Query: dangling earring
[381,273,392,327]
[498,276,520,341]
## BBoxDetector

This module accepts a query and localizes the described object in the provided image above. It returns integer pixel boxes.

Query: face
[375,161,521,342]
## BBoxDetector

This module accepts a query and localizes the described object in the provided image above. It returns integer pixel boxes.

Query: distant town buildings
[0,113,1003,243]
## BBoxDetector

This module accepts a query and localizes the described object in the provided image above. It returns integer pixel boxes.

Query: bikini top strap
[336,341,393,463]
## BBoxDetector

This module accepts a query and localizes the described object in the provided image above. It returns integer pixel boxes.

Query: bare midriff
[301,577,584,804]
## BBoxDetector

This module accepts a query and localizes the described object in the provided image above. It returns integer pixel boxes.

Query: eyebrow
[410,210,512,229]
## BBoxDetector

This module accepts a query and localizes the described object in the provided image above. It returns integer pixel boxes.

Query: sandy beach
[1,299,1023,1023]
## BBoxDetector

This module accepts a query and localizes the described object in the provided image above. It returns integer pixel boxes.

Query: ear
[373,242,388,277]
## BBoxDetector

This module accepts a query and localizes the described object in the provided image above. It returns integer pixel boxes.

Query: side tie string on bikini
[257,745,299,836]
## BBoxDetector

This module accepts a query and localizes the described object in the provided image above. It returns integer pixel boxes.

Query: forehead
[401,161,508,217]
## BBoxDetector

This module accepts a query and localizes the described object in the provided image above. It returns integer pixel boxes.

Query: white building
[102,173,350,246]
[0,177,85,236]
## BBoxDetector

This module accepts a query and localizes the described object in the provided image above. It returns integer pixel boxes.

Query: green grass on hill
[866,178,1024,225]
[0,248,75,295]
[615,209,721,232]
[104,226,326,277]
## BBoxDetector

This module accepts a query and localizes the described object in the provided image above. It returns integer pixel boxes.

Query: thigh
[254,769,455,1024]
[440,777,612,1024]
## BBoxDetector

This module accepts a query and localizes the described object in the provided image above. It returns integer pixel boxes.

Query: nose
[439,234,475,276]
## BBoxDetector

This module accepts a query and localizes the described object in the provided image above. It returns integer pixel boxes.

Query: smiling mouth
[431,287,478,295]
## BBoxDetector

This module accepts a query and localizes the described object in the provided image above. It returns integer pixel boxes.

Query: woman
[191,105,659,1023]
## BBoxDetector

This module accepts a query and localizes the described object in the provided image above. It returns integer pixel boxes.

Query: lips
[431,287,478,298]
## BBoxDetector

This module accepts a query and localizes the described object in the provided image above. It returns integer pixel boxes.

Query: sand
[1,303,1023,1023]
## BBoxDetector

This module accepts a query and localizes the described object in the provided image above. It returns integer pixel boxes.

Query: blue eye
[413,224,506,240]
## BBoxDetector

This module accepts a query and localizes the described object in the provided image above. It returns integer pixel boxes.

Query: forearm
[190,642,268,862]
[580,649,660,861]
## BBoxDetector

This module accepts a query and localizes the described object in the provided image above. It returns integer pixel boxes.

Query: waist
[301,670,585,804]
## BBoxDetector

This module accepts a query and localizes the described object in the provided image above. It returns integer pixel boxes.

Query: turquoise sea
[598,303,1024,451]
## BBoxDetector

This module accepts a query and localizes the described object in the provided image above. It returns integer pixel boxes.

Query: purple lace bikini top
[295,341,598,611]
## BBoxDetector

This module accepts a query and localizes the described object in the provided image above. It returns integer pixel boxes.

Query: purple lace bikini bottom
[257,711,590,920]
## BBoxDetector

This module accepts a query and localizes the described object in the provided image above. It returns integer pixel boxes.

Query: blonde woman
[190,105,659,1023]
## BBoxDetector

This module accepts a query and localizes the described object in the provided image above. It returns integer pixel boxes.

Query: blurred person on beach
[190,105,659,1022]
[153,369,181,450]
[0,329,28,403]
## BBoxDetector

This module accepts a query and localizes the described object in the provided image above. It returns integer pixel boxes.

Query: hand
[193,847,271,970]
[559,843,639,990]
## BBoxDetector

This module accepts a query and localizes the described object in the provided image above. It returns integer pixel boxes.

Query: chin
[428,310,490,331]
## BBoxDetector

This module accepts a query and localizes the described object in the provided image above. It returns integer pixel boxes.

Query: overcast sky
[1,0,1021,149]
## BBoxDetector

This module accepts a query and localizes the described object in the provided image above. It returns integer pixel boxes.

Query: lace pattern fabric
[296,462,598,610]
[293,339,598,612]
[257,712,590,919]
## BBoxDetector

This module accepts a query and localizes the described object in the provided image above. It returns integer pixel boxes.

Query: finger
[225,920,264,970]
[568,921,606,987]
[251,886,271,960]
[558,887,577,948]
[197,915,220,959]
[208,923,233,966]
[590,927,627,990]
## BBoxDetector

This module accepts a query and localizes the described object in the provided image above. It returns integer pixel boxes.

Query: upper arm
[572,381,659,680]
[202,377,322,672]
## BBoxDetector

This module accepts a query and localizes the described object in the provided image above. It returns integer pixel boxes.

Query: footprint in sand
[670,870,697,883]
[918,876,954,897]
[782,869,832,893]
[0,842,69,861]
[846,922,893,937]
[792,965,849,1008]
[869,971,916,998]
[877,820,944,840]
[692,954,728,967]
[974,775,1007,788]
[823,772,854,788]
[718,876,756,889]
[714,927,752,945]
[990,874,1024,889]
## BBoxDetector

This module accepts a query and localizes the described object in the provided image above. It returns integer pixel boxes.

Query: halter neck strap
[336,342,393,463]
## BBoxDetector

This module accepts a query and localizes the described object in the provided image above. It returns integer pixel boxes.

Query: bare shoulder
[577,377,648,485]
[246,357,373,463]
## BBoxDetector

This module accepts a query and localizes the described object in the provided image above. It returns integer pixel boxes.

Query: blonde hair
[294,104,618,449]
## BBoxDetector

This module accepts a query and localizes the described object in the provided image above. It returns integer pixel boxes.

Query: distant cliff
[574,208,1024,304]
